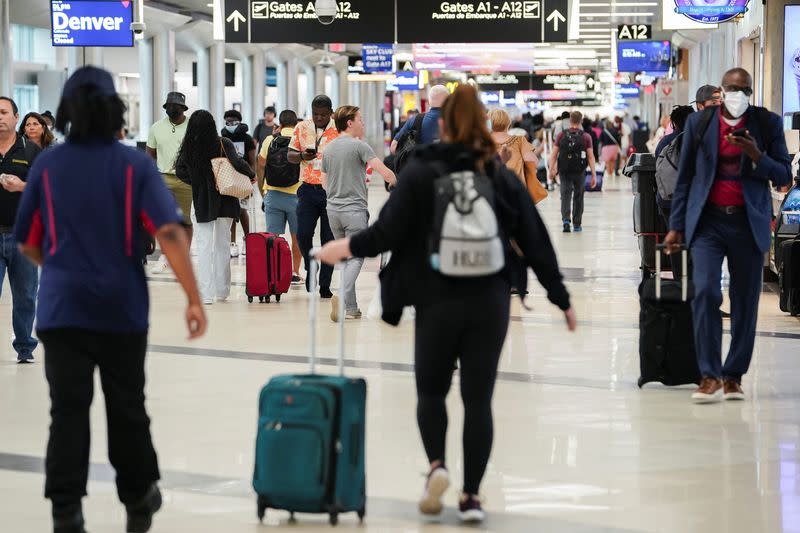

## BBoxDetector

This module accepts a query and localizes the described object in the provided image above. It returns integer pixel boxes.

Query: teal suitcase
[253,261,366,526]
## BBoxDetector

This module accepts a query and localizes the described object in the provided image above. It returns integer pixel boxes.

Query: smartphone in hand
[730,128,748,138]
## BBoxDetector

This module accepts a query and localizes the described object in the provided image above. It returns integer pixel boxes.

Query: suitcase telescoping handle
[655,243,689,302]
[308,249,346,376]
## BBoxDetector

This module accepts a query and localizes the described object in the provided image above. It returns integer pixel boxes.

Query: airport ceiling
[12,0,667,72]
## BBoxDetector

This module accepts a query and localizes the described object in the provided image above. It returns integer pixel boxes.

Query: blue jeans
[0,233,39,360]
[263,190,299,235]
[691,210,763,381]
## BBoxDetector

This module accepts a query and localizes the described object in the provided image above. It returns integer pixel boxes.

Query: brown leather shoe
[692,377,723,404]
[723,379,745,401]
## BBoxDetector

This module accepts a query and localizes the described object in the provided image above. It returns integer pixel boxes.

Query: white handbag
[211,140,252,199]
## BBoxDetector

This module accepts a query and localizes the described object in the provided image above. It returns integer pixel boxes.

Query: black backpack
[393,113,425,174]
[557,129,587,173]
[265,135,300,188]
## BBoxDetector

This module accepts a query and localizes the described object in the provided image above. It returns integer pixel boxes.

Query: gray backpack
[655,132,683,201]
[429,168,505,277]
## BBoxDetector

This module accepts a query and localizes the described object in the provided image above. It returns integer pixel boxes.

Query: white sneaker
[216,296,229,303]
[419,467,450,516]
[203,299,214,305]
[149,256,169,275]
[230,243,240,258]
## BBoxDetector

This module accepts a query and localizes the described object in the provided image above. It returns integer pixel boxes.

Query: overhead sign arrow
[546,9,566,32]
[227,10,246,33]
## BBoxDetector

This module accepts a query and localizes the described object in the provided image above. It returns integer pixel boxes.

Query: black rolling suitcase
[638,246,702,388]
[779,239,800,316]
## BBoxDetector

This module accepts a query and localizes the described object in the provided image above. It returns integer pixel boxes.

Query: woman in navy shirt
[15,67,207,533]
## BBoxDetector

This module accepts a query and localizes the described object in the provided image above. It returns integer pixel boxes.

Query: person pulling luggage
[316,85,576,524]
[664,68,793,403]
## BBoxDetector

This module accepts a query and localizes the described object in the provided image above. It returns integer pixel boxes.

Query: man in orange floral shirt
[288,95,339,297]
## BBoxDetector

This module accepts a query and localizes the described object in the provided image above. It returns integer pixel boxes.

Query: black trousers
[414,279,510,495]
[296,183,334,292]
[38,329,160,507]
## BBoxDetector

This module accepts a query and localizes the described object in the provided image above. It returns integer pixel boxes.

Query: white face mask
[723,90,749,118]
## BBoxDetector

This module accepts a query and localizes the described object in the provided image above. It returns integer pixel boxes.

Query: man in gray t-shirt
[321,106,396,321]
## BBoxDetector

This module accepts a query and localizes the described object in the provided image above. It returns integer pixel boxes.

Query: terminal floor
[2,176,799,533]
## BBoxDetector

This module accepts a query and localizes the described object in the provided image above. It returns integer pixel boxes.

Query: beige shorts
[163,173,193,226]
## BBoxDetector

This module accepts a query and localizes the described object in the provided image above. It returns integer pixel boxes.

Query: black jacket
[349,143,571,325]
[220,124,255,162]
[175,137,254,223]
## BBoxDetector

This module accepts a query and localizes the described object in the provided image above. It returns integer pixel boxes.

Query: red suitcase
[245,233,292,303]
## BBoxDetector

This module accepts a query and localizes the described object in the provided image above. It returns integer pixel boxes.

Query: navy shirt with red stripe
[14,140,183,333]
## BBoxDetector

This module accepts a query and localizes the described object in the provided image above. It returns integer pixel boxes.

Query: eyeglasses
[722,85,753,97]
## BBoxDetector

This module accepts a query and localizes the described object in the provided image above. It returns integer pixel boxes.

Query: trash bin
[625,153,662,232]
[625,153,669,275]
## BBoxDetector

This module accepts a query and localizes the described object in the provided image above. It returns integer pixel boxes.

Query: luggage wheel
[247,296,254,303]
[256,496,268,522]
[265,296,271,303]
[259,296,265,303]
[276,294,281,303]
[358,507,365,523]
[328,512,338,526]
[288,511,296,523]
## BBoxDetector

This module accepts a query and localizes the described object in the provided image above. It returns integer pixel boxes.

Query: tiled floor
[2,176,799,532]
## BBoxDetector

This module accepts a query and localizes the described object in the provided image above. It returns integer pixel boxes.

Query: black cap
[692,85,721,105]
[63,66,117,99]
[163,92,188,111]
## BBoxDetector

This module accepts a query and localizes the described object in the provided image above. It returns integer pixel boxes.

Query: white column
[242,55,254,129]
[153,30,176,120]
[315,66,327,98]
[285,58,299,112]
[196,47,210,111]
[209,42,226,123]
[0,0,11,98]
[338,65,349,106]
[252,52,266,121]
[84,48,104,67]
[138,37,154,142]
[326,69,340,108]
[304,64,316,116]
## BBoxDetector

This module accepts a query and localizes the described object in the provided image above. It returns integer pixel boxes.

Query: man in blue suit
[664,68,792,403]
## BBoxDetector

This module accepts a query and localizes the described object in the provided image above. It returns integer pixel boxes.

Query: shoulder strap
[603,128,620,146]
[412,113,425,136]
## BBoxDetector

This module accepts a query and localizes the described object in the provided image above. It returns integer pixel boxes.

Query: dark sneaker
[291,275,303,286]
[692,377,723,404]
[723,379,745,401]
[458,494,485,523]
[17,356,34,364]
[573,226,583,233]
[125,484,162,533]
[320,288,333,299]
[563,222,571,233]
[721,310,731,319]
[53,505,86,533]
[419,467,449,516]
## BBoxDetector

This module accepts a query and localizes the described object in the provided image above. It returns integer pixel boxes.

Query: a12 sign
[617,24,651,40]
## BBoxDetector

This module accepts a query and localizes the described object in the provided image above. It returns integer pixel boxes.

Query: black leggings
[414,281,510,495]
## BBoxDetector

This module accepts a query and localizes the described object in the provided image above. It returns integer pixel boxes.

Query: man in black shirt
[221,109,256,257]
[0,96,42,363]
[252,106,277,152]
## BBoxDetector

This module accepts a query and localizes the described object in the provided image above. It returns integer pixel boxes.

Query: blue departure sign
[50,1,134,47]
